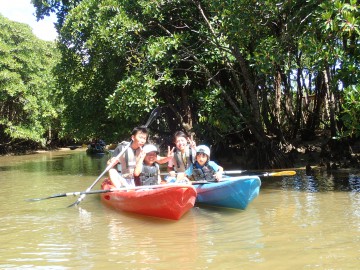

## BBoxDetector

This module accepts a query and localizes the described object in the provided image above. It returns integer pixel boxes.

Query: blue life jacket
[192,162,216,181]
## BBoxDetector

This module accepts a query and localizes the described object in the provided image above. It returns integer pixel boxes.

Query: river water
[0,150,359,269]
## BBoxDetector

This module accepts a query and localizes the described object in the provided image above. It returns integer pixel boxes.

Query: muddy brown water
[0,150,359,269]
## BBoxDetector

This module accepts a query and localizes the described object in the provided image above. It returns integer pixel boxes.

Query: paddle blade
[26,197,50,202]
[267,170,296,177]
[26,193,67,201]
[144,106,162,127]
[67,194,86,208]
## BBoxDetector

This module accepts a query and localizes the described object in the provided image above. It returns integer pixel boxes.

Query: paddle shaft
[88,141,131,191]
[161,170,296,179]
[27,189,114,201]
[33,170,295,201]
[160,169,246,176]
[27,184,193,201]
[67,141,133,207]
[192,176,243,184]
[191,170,296,184]
[68,106,162,207]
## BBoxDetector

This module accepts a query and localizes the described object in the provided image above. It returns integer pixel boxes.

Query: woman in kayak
[166,131,196,182]
[133,144,162,186]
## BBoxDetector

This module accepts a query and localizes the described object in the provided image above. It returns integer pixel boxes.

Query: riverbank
[0,145,86,156]
[217,133,360,173]
[285,135,360,176]
[2,135,360,173]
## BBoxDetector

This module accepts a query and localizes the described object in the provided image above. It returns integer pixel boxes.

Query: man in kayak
[133,144,161,186]
[178,145,224,182]
[107,126,173,188]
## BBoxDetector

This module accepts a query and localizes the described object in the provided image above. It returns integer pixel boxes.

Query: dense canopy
[1,1,359,168]
[0,14,60,151]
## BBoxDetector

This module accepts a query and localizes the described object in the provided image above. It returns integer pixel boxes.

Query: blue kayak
[192,176,261,210]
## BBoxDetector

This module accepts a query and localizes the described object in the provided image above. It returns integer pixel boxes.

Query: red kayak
[100,178,197,220]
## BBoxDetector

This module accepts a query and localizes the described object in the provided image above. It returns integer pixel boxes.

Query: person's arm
[157,156,169,164]
[184,165,192,178]
[133,151,146,177]
[157,166,162,184]
[176,165,192,183]
[108,144,124,169]
[187,137,196,150]
[157,146,175,164]
[210,161,224,181]
[167,157,177,177]
[215,166,224,181]
[107,157,118,167]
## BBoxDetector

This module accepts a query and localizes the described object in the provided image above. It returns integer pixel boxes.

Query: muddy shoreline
[2,135,360,174]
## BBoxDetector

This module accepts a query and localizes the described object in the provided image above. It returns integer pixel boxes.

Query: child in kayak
[107,126,172,188]
[179,145,224,182]
[133,144,162,186]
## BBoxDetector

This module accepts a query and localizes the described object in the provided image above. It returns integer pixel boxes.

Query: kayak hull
[192,176,261,210]
[101,179,197,220]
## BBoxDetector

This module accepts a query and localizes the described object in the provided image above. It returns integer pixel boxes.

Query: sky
[0,0,57,41]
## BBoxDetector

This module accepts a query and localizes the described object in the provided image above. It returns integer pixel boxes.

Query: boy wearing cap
[133,144,162,186]
[181,145,224,182]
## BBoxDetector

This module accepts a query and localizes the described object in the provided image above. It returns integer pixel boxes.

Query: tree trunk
[293,64,303,139]
[324,66,337,137]
[303,71,326,140]
[192,0,294,169]
[274,69,281,122]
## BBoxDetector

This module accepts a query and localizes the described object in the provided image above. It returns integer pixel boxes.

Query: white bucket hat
[143,144,159,154]
[196,145,210,157]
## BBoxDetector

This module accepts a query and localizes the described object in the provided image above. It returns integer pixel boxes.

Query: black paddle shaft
[26,189,113,202]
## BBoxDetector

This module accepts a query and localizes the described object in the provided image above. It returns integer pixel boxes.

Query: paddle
[161,169,294,178]
[191,170,296,184]
[258,170,296,177]
[222,170,246,174]
[160,169,246,176]
[26,184,192,202]
[192,176,244,184]
[67,106,162,208]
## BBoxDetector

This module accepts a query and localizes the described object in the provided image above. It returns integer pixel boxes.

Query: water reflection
[349,175,360,192]
[102,208,202,268]
[262,169,360,193]
[0,151,109,178]
[102,207,265,269]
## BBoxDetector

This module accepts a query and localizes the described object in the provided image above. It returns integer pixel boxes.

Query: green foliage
[0,15,61,145]
[341,85,360,138]
[32,0,360,152]
[307,1,360,80]
[192,85,245,144]
[47,0,204,141]
[107,72,158,120]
